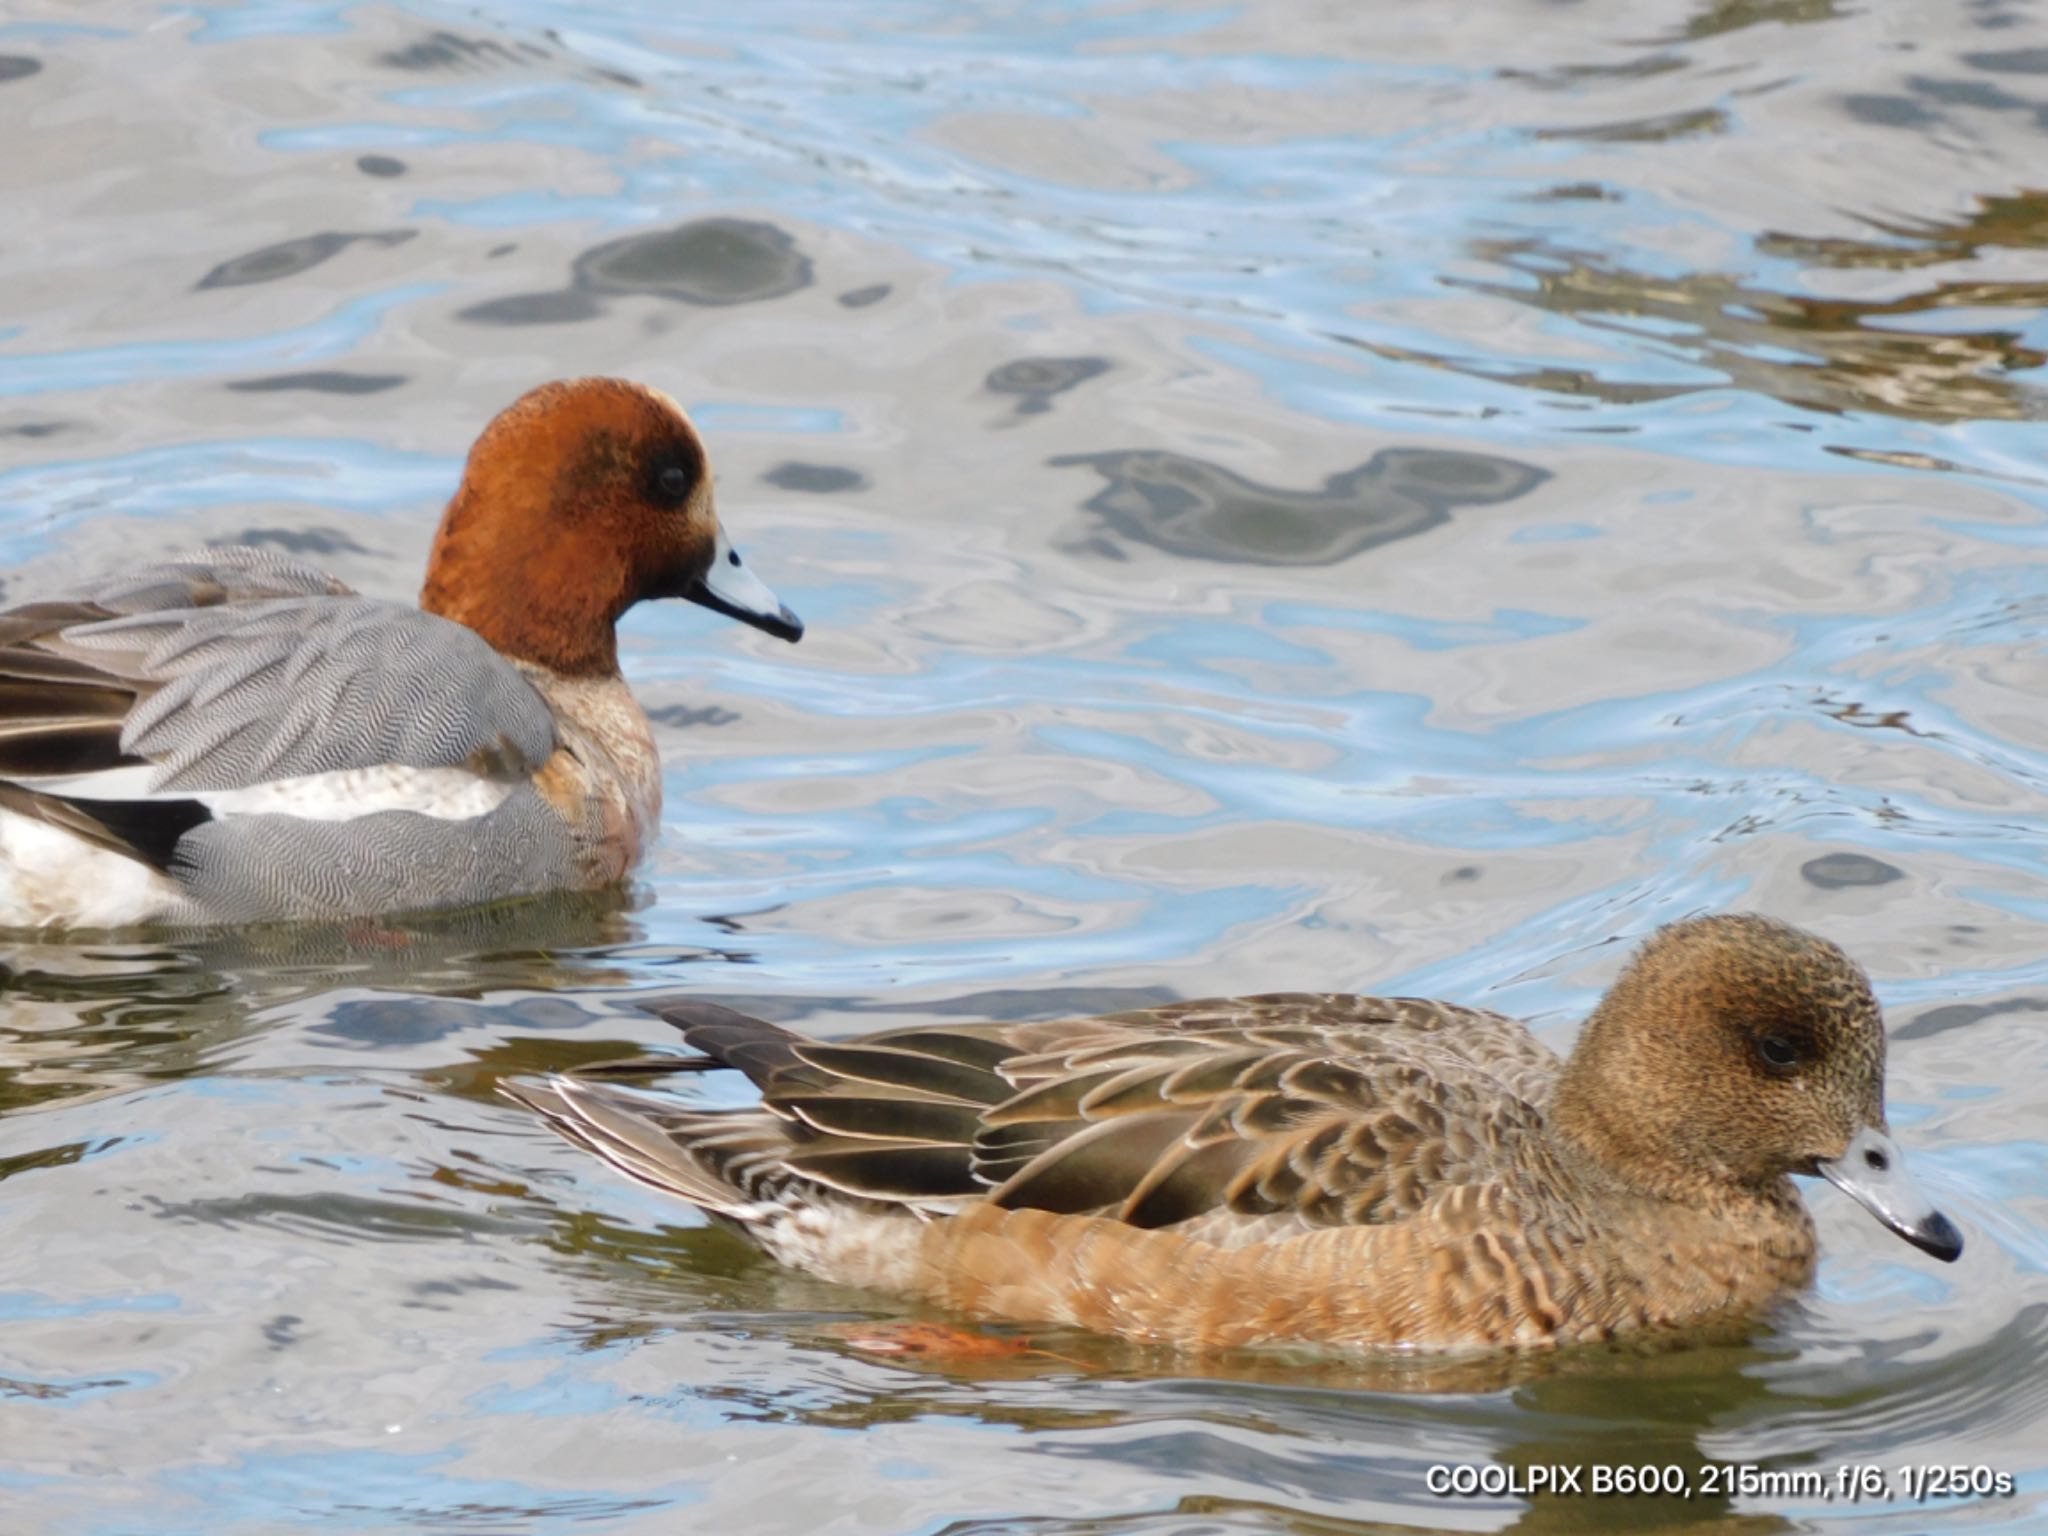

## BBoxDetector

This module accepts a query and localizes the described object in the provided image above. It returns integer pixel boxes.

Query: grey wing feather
[70,546,359,612]
[32,554,556,790]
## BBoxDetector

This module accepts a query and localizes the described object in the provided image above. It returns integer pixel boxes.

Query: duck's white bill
[686,529,803,642]
[1817,1125,1963,1262]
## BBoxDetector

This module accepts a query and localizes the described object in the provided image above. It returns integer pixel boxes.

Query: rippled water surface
[4,2,2047,1531]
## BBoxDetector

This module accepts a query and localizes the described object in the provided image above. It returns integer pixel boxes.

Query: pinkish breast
[526,671,664,885]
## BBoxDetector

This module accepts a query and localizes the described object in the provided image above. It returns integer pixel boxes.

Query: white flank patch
[0,808,182,928]
[22,765,513,823]
[762,1204,925,1294]
[195,765,513,822]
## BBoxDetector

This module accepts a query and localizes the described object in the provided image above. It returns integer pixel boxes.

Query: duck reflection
[1353,212,2048,423]
[0,890,719,1122]
[1056,445,1549,566]
[460,219,814,326]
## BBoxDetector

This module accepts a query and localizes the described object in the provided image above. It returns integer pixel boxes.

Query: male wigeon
[0,377,802,928]
[503,914,1963,1352]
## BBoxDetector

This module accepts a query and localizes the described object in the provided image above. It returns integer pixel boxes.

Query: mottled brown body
[880,1170,1815,1350]
[504,915,1945,1353]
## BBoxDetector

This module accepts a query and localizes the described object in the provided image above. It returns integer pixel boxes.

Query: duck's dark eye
[656,464,693,504]
[1757,1035,1799,1073]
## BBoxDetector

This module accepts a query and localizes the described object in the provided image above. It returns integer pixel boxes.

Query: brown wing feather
[0,597,222,869]
[0,598,149,782]
[963,998,1555,1235]
[499,1077,769,1216]
[602,994,1560,1237]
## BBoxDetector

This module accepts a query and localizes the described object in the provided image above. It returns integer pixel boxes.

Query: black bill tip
[1905,1209,1964,1263]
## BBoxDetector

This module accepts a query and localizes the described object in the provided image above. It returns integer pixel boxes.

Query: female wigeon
[503,914,1963,1352]
[0,378,802,928]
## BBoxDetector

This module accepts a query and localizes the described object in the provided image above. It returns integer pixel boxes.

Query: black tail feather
[0,781,211,872]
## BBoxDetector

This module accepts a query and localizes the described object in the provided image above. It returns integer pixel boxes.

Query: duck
[502,914,1963,1352]
[0,377,802,928]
